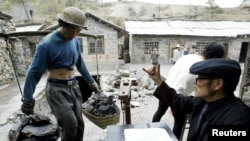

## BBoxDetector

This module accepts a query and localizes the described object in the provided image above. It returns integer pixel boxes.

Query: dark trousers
[45,81,84,141]
[152,62,159,66]
[152,100,186,140]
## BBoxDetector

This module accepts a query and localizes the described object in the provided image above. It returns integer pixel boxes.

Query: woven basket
[82,108,120,129]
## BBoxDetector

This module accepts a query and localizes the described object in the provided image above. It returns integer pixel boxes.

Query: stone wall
[9,38,26,76]
[0,38,15,85]
[0,36,40,86]
[129,35,170,64]
[0,19,16,85]
[0,17,43,86]
[129,35,250,64]
[240,44,250,107]
[129,35,229,64]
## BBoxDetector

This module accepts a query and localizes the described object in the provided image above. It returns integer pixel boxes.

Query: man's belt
[47,78,77,85]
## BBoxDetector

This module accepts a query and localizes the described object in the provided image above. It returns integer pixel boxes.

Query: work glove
[89,82,102,94]
[21,99,35,115]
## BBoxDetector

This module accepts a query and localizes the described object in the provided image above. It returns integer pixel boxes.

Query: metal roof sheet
[125,21,250,37]
[15,25,44,32]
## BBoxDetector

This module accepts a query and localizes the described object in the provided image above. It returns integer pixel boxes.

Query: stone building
[81,11,128,74]
[124,21,250,64]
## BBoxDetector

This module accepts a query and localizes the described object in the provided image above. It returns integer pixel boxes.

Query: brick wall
[240,44,250,107]
[83,16,119,73]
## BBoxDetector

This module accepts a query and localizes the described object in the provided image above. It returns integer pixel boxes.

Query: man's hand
[143,64,163,86]
[21,99,35,115]
[89,82,101,93]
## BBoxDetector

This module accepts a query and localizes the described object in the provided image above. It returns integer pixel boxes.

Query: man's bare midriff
[48,68,75,80]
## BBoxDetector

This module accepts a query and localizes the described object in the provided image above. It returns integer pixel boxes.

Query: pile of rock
[98,68,157,108]
[82,92,119,117]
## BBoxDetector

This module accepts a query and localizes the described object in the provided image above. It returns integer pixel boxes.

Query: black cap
[190,59,241,91]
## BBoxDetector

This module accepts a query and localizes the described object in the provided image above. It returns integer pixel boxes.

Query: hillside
[2,1,250,28]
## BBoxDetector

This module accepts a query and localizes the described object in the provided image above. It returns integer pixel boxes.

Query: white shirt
[166,54,203,96]
[173,49,181,62]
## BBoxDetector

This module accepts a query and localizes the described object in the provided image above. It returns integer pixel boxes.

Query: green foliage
[66,0,74,7]
[1,0,248,24]
[128,7,136,17]
[206,0,217,7]
[206,0,224,17]
[32,0,64,22]
[77,1,101,11]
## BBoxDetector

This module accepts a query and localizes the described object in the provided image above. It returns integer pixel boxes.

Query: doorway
[239,42,249,63]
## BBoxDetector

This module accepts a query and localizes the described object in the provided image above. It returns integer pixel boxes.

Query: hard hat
[176,44,180,48]
[58,7,87,29]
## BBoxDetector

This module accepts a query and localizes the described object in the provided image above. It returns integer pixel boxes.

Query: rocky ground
[38,63,176,141]
[0,61,244,141]
[0,62,177,141]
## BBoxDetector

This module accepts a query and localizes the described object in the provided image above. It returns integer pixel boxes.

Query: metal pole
[21,0,31,21]
[95,38,100,83]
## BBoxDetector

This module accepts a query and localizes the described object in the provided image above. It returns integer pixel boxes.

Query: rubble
[82,93,119,117]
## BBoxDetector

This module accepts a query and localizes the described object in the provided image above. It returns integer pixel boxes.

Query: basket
[82,108,120,129]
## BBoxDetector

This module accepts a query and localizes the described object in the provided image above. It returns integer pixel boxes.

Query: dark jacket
[154,82,250,141]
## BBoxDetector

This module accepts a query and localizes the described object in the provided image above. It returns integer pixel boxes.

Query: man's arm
[154,81,195,114]
[143,64,194,113]
[22,45,48,115]
[23,46,48,101]
[75,43,101,93]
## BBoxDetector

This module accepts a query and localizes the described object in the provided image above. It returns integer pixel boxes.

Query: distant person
[144,58,250,141]
[151,47,160,65]
[182,47,189,56]
[20,7,101,141]
[152,42,225,139]
[172,44,181,64]
[189,45,198,54]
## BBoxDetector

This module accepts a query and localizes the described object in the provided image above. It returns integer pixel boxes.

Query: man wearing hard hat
[172,44,181,64]
[21,7,100,141]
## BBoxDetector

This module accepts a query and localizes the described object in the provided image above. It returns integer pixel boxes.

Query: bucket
[76,75,100,103]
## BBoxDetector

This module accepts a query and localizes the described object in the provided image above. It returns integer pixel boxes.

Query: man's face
[194,75,226,102]
[194,75,215,98]
[64,25,82,40]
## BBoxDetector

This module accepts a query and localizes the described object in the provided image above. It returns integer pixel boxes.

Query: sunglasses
[195,77,215,85]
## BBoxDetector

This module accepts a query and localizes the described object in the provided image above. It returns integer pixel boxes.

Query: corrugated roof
[125,21,250,37]
[15,24,44,32]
